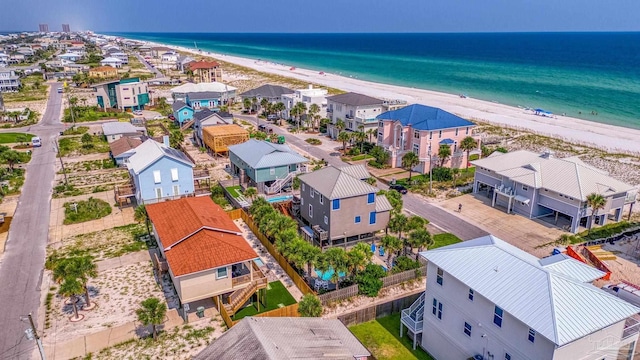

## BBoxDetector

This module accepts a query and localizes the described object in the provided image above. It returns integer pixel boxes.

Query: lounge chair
[379,246,385,256]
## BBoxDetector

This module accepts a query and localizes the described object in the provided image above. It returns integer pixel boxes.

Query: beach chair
[371,243,376,253]
[321,280,329,290]
[379,246,385,257]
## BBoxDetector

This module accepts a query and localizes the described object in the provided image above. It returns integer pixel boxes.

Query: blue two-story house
[172,101,195,125]
[126,138,198,204]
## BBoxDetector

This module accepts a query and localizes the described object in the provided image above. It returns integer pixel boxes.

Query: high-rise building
[38,24,49,32]
[62,24,70,33]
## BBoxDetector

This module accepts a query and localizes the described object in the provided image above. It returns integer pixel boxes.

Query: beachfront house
[92,77,150,111]
[401,235,640,359]
[101,121,147,143]
[100,57,123,68]
[58,52,83,62]
[146,197,266,316]
[471,150,637,233]
[88,66,118,79]
[228,139,308,194]
[109,136,142,166]
[239,84,294,110]
[0,69,20,92]
[170,82,237,111]
[193,109,234,146]
[326,92,386,138]
[376,104,480,172]
[161,51,179,66]
[150,46,172,58]
[123,138,208,204]
[282,85,328,120]
[297,165,392,248]
[186,60,223,83]
[177,55,195,73]
[171,101,195,125]
[194,317,370,360]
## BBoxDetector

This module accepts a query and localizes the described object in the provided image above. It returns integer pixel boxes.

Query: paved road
[0,83,64,359]
[234,115,488,241]
[135,53,163,78]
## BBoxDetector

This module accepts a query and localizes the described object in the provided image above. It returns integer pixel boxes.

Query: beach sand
[134,39,640,153]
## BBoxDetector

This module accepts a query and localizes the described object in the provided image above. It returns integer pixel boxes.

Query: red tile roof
[188,60,220,70]
[146,197,257,276]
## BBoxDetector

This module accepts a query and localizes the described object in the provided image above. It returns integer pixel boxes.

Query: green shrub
[391,256,421,273]
[468,154,480,161]
[356,264,387,297]
[305,138,322,145]
[63,197,112,224]
[578,221,639,241]
[431,167,452,181]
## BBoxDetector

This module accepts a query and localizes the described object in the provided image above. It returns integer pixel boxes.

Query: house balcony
[193,169,210,181]
[345,114,354,119]
[622,315,640,340]
[194,181,211,196]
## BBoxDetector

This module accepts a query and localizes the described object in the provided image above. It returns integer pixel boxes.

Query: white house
[282,85,328,120]
[100,57,123,68]
[160,51,178,66]
[401,235,640,360]
[58,52,83,62]
[110,52,129,65]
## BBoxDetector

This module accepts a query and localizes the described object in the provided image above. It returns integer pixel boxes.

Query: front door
[173,185,180,196]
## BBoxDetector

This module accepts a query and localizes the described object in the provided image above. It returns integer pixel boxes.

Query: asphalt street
[0,83,64,359]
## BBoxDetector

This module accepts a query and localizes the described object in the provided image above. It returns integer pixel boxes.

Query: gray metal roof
[472,150,636,201]
[101,122,145,136]
[171,82,237,94]
[127,139,194,174]
[194,317,371,360]
[337,164,370,180]
[240,84,295,98]
[375,195,393,212]
[171,100,189,112]
[188,91,224,101]
[228,139,308,169]
[420,235,640,346]
[193,108,216,121]
[326,92,384,107]
[299,166,378,200]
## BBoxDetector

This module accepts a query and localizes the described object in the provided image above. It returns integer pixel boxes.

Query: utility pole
[428,146,433,194]
[54,140,68,186]
[23,313,46,360]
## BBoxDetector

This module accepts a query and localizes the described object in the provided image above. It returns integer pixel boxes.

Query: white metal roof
[100,57,122,63]
[420,235,640,346]
[538,253,606,282]
[170,82,237,94]
[127,139,194,175]
[471,150,636,201]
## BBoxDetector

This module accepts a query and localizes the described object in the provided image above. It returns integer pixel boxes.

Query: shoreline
[126,37,640,154]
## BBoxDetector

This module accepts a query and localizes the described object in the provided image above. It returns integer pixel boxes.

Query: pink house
[377,104,480,173]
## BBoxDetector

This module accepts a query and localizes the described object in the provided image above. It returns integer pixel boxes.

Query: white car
[133,110,143,115]
[153,115,165,120]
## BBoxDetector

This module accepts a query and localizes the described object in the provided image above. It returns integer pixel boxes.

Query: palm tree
[59,276,84,321]
[295,102,307,131]
[334,118,345,139]
[459,136,477,169]
[325,247,349,290]
[381,235,402,269]
[347,243,372,276]
[586,193,606,233]
[408,228,432,260]
[299,241,321,276]
[402,152,420,181]
[308,103,320,131]
[243,98,252,113]
[366,128,377,144]
[355,126,367,153]
[136,297,167,340]
[388,213,408,240]
[251,97,258,113]
[438,144,452,167]
[53,255,97,308]
[274,102,285,123]
[260,98,269,115]
[338,131,351,153]
[244,187,257,200]
[298,293,323,317]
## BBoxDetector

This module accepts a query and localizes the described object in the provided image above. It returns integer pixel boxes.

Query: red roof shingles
[146,197,257,276]
[188,60,220,70]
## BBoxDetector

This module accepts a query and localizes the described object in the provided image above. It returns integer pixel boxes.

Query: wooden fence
[254,303,300,318]
[240,210,316,296]
[337,292,422,327]
[319,285,359,305]
[381,266,427,288]
[226,208,242,220]
[213,296,238,329]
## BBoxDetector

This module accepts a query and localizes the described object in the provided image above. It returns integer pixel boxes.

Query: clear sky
[2,0,639,33]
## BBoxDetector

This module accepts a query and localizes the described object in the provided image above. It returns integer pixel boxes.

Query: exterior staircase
[180,119,195,131]
[223,278,268,316]
[400,293,425,349]
[265,171,295,194]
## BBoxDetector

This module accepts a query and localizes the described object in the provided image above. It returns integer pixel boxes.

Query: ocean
[109,32,640,129]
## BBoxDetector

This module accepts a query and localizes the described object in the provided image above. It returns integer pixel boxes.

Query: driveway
[234,114,488,241]
[0,82,65,358]
[135,54,163,78]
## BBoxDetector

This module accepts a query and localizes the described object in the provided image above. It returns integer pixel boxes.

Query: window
[455,128,459,136]
[355,216,361,223]
[216,267,227,279]
[438,130,442,138]
[494,306,504,327]
[155,188,162,199]
[301,197,304,205]
[367,193,375,204]
[414,130,420,139]
[170,168,179,181]
[505,354,511,360]
[468,289,474,301]
[429,131,432,139]
[319,195,324,204]
[332,199,340,210]
[309,204,313,218]
[436,267,444,286]
[172,185,180,196]
[183,111,188,115]
[302,183,305,191]
[522,185,528,191]
[310,187,314,198]
[466,127,470,135]
[124,97,130,100]
[153,170,161,183]
[324,215,328,225]
[413,143,419,155]
[369,211,376,225]
[528,328,536,343]
[270,167,275,175]
[464,322,472,337]
[432,298,443,319]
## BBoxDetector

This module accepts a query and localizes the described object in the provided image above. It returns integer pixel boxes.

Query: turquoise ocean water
[109,32,640,129]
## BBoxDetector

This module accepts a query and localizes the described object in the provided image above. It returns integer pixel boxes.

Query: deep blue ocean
[109,32,640,129]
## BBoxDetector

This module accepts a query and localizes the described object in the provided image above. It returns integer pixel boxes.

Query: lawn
[2,75,48,102]
[64,106,133,123]
[350,313,434,360]
[0,132,35,144]
[63,197,113,225]
[232,280,297,321]
[58,135,111,156]
[226,185,243,199]
[432,233,462,249]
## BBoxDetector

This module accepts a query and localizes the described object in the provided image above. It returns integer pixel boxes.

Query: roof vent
[494,266,499,272]
[540,150,554,159]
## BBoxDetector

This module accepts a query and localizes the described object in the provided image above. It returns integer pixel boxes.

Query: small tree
[459,136,477,169]
[325,247,349,289]
[381,235,402,269]
[1,150,21,172]
[298,294,323,317]
[59,276,84,320]
[136,297,167,340]
[134,205,151,235]
[243,98,252,113]
[244,187,257,200]
[366,128,377,143]
[337,131,352,153]
[355,263,386,297]
[586,193,606,234]
[408,228,432,260]
[438,144,451,167]
[402,152,420,181]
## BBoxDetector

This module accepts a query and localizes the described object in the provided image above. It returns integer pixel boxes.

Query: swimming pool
[267,195,293,203]
[315,268,347,281]
[254,258,265,267]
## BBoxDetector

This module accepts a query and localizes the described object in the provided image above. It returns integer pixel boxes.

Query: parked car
[168,114,176,120]
[133,110,143,115]
[258,124,273,134]
[152,115,164,120]
[267,114,278,121]
[389,184,408,194]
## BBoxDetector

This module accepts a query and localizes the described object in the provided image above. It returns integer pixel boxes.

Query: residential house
[171,101,195,125]
[124,138,208,204]
[160,51,178,68]
[471,150,637,233]
[92,77,150,111]
[146,197,266,313]
[150,46,171,58]
[100,57,123,68]
[88,66,118,78]
[176,55,195,73]
[187,60,223,83]
[376,104,480,172]
[170,82,237,110]
[0,53,9,67]
[109,136,142,166]
[401,235,640,360]
[58,52,83,62]
[101,121,147,143]
[0,69,21,92]
[201,125,250,155]
[109,52,129,65]
[326,92,386,137]
[16,47,34,57]
[9,54,25,64]
[282,85,328,120]
[194,317,371,360]
[239,84,294,108]
[193,110,233,146]
[228,139,308,194]
[297,165,391,248]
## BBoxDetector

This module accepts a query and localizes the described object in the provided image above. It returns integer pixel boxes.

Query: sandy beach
[132,39,640,154]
